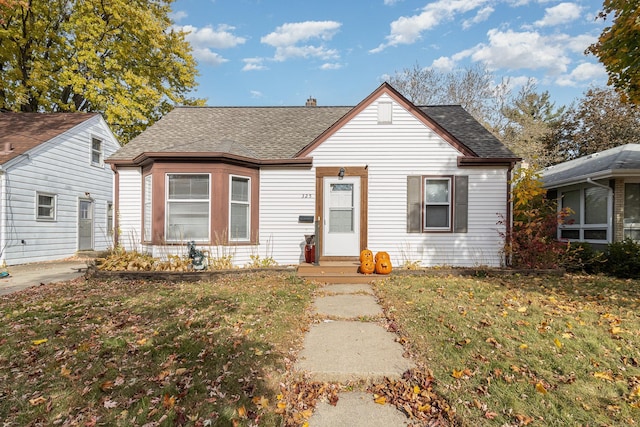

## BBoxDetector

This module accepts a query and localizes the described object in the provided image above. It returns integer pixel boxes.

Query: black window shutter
[407,176,422,233]
[454,176,468,233]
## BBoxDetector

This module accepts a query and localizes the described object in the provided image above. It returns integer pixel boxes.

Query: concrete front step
[297,261,390,284]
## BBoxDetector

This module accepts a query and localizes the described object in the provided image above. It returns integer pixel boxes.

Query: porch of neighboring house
[296,259,388,284]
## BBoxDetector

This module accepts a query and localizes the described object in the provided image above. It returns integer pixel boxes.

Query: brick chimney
[305,96,317,107]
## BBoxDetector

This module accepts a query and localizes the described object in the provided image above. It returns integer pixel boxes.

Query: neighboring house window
[378,101,392,124]
[624,183,640,240]
[36,192,56,221]
[144,175,152,242]
[91,137,103,166]
[107,202,114,236]
[166,174,210,242]
[559,185,610,242]
[407,175,468,233]
[230,176,250,241]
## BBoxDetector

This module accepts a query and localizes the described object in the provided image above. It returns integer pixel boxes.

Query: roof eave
[106,152,313,168]
[458,156,521,167]
[542,168,640,188]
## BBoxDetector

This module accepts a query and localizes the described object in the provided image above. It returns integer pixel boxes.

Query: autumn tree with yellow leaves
[0,0,202,142]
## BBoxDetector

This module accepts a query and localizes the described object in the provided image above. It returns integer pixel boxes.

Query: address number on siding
[302,194,313,199]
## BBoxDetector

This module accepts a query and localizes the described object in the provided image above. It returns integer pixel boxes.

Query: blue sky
[170,0,608,109]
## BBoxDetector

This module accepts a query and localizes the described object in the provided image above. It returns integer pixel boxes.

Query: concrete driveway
[0,260,89,296]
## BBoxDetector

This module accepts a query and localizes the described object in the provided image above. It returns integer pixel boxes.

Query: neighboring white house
[107,83,519,268]
[541,144,640,250]
[0,112,120,265]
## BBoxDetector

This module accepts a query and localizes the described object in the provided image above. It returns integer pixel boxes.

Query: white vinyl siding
[117,167,143,252]
[308,93,508,267]
[1,115,119,265]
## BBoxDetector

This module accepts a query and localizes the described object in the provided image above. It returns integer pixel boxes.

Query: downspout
[586,178,614,243]
[506,163,515,267]
[0,169,5,266]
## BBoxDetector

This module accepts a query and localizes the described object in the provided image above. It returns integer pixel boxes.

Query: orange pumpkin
[360,259,375,275]
[375,251,390,262]
[360,249,374,263]
[375,258,392,275]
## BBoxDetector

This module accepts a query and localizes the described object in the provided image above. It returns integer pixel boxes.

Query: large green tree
[0,0,201,142]
[588,0,640,104]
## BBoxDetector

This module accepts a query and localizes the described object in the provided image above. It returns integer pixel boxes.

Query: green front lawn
[0,273,316,426]
[374,273,640,426]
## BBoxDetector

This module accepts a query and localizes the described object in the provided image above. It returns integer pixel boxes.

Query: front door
[78,199,93,251]
[323,176,360,256]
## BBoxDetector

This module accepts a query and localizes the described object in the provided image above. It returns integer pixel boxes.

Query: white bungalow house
[106,83,519,268]
[541,144,640,250]
[0,112,120,265]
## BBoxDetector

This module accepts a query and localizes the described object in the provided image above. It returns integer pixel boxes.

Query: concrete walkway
[0,260,89,296]
[294,283,415,426]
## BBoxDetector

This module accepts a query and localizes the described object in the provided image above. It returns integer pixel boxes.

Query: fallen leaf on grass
[593,371,613,381]
[29,396,47,406]
[374,395,387,405]
[515,413,534,425]
[252,395,269,409]
[535,382,548,394]
[485,411,498,419]
[32,338,48,345]
[554,338,563,349]
[163,394,175,409]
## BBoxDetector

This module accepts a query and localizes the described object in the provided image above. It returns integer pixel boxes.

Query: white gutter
[586,177,614,243]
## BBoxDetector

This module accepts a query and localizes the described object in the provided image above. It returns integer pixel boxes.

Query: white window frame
[106,202,114,237]
[144,175,152,242]
[558,183,611,243]
[91,137,103,167]
[36,192,57,221]
[165,173,210,243]
[423,177,452,231]
[229,175,251,242]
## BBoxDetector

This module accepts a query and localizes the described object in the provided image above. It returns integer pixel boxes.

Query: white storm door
[323,177,360,256]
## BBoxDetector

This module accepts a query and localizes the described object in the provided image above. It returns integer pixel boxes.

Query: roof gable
[0,112,99,165]
[108,82,517,165]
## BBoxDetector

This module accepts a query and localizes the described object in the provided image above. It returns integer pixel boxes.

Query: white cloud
[534,2,582,27]
[174,24,246,67]
[261,21,341,47]
[250,90,264,98]
[192,48,229,66]
[169,10,188,23]
[242,58,268,71]
[462,6,494,30]
[320,62,342,70]
[469,29,573,74]
[370,0,488,53]
[430,56,457,72]
[261,21,342,62]
[556,62,607,86]
[384,0,403,4]
[178,24,246,49]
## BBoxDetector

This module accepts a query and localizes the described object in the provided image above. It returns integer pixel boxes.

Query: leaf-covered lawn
[0,273,316,426]
[374,274,640,426]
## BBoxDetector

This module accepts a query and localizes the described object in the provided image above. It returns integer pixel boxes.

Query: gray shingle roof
[541,144,640,188]
[108,106,352,161]
[109,102,516,163]
[419,106,517,158]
